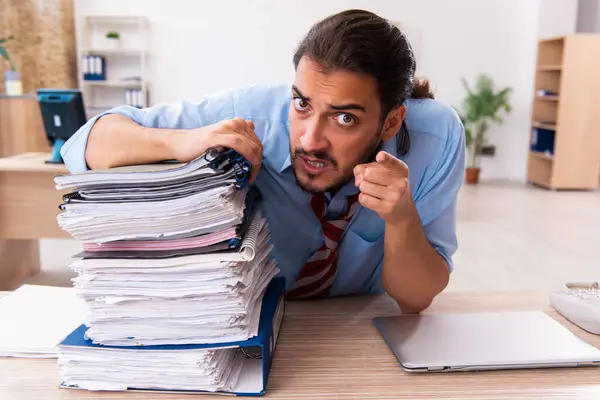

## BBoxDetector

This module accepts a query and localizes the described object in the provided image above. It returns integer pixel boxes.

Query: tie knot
[310,192,327,220]
[310,193,360,221]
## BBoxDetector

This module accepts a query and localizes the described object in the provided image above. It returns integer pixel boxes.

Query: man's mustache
[293,148,338,168]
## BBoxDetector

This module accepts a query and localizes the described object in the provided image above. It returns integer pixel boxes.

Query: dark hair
[293,9,434,154]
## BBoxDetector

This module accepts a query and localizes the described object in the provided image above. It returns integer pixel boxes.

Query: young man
[61,10,465,312]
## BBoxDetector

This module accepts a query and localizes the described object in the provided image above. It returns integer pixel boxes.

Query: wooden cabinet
[0,95,50,157]
[528,35,600,190]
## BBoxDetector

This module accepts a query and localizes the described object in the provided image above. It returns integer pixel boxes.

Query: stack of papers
[58,326,246,392]
[53,149,280,393]
[71,213,277,346]
[55,150,256,244]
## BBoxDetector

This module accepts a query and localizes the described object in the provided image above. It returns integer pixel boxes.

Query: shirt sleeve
[367,112,465,294]
[413,111,466,273]
[61,92,235,174]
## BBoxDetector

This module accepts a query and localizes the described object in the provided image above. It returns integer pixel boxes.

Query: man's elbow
[84,147,111,170]
[395,297,433,314]
[84,128,116,170]
[386,273,449,314]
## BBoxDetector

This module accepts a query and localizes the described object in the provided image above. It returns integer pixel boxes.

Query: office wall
[577,0,600,32]
[0,0,77,93]
[538,0,579,38]
[74,0,542,182]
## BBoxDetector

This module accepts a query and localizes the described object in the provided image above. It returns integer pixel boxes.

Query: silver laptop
[373,311,600,372]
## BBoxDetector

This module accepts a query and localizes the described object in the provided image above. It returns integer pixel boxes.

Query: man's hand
[167,118,263,182]
[353,151,411,225]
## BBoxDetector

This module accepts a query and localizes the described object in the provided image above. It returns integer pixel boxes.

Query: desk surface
[0,291,599,400]
[0,152,68,173]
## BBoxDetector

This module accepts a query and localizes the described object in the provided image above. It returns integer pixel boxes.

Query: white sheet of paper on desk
[0,285,86,358]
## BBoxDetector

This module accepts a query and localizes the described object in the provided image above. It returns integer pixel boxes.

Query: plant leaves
[0,35,15,44]
[0,46,11,61]
[454,74,511,162]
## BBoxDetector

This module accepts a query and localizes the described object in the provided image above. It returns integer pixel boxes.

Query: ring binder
[228,237,242,249]
[204,147,252,190]
[58,278,286,396]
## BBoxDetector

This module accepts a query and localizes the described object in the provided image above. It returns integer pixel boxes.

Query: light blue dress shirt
[61,84,465,296]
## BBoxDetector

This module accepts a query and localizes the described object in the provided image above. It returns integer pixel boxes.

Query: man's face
[289,56,401,193]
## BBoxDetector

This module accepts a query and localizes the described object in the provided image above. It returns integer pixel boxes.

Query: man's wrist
[160,128,179,160]
[386,199,421,239]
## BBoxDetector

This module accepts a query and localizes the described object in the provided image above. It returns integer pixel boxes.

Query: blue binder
[58,277,286,396]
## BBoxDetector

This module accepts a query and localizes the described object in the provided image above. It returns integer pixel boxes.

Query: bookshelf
[77,15,150,118]
[527,35,600,190]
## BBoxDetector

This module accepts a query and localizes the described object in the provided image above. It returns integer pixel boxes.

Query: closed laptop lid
[373,311,600,372]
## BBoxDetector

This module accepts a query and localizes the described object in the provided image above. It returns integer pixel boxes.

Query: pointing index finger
[376,151,408,175]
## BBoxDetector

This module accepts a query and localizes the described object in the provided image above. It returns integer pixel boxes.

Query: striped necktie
[286,192,360,299]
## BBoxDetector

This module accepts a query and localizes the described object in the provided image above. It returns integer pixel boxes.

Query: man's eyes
[293,98,358,127]
[334,113,357,127]
[293,97,310,111]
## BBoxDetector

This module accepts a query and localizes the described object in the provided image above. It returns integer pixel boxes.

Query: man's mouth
[299,156,331,175]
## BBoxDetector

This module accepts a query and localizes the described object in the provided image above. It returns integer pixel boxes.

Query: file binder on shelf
[58,277,285,396]
[82,55,106,81]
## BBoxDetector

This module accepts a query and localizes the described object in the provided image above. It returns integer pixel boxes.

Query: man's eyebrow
[328,103,367,112]
[292,86,309,100]
[292,85,366,112]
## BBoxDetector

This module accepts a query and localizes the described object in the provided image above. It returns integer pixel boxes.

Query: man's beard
[290,130,383,194]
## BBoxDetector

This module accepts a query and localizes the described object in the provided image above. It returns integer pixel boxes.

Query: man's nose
[300,119,329,153]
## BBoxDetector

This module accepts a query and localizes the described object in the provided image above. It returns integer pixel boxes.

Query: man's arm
[61,98,262,181]
[354,114,465,312]
[381,201,451,313]
[84,114,174,170]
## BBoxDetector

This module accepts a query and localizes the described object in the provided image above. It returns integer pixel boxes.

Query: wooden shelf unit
[528,34,600,190]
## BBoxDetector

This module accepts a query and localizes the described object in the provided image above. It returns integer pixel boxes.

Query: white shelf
[82,48,147,56]
[78,14,150,110]
[85,16,149,26]
[83,81,143,88]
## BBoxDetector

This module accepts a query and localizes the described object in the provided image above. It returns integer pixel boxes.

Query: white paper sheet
[0,285,86,358]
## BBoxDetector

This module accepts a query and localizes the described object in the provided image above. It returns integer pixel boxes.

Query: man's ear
[381,105,406,141]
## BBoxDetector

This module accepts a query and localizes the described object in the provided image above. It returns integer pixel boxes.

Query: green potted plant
[455,74,512,184]
[105,31,121,49]
[0,34,23,96]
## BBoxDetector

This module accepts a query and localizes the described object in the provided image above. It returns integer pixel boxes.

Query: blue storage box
[531,128,555,154]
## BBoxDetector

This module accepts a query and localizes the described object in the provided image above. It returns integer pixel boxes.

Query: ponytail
[410,76,435,99]
[397,77,434,156]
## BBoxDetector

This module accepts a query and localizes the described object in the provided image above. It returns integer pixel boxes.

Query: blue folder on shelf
[58,277,286,396]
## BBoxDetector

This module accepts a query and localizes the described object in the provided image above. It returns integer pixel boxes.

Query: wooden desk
[0,153,69,290]
[0,291,598,399]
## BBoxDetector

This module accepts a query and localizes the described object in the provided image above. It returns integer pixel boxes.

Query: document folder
[58,277,286,396]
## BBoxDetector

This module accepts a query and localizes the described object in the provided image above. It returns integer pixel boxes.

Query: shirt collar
[279,153,292,173]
